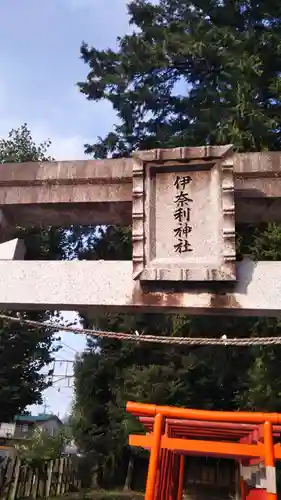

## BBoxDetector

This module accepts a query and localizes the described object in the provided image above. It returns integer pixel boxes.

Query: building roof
[14,414,62,424]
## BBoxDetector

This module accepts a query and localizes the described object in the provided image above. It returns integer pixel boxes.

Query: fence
[0,456,81,500]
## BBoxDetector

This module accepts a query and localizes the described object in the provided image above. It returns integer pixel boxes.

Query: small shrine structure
[127,401,281,500]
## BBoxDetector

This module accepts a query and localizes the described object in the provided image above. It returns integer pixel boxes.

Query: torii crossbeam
[1,145,281,316]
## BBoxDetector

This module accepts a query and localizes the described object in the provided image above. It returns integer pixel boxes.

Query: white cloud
[37,125,94,160]
[48,134,89,160]
[0,0,132,417]
[0,118,89,161]
[0,77,91,161]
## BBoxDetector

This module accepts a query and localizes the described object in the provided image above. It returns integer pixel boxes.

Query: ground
[50,490,144,500]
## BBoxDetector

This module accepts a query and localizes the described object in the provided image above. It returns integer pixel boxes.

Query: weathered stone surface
[132,146,235,282]
[1,152,281,234]
[0,239,26,260]
[0,158,132,205]
[0,259,281,317]
[1,202,132,229]
[0,210,13,243]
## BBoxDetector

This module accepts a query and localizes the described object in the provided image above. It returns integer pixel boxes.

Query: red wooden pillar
[153,453,161,500]
[177,456,185,500]
[168,452,176,500]
[264,422,277,500]
[163,450,170,500]
[156,449,168,500]
[145,414,164,500]
[240,476,247,500]
[169,454,180,500]
[242,422,277,500]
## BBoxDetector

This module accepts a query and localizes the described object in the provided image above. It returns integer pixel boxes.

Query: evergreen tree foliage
[73,0,281,487]
[79,0,281,157]
[0,125,60,421]
[0,125,98,421]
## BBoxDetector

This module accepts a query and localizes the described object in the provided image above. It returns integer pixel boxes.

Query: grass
[49,489,144,500]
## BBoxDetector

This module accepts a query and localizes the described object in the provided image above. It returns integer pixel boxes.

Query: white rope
[0,314,281,347]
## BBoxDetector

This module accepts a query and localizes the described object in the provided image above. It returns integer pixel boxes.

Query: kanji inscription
[132,146,236,282]
[173,175,193,254]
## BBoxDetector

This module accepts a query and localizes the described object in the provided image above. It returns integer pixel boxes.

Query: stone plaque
[132,146,236,282]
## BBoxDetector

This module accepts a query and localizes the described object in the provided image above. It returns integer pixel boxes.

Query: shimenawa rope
[0,314,281,347]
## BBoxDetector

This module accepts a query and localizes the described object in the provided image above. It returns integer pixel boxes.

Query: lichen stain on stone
[131,286,183,309]
[209,293,241,309]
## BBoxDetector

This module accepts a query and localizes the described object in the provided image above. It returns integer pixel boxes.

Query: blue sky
[0,0,131,159]
[0,0,131,417]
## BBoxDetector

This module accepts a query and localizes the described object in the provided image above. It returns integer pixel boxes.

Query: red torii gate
[126,402,281,500]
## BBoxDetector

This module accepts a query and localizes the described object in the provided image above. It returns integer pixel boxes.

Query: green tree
[0,124,53,164]
[16,428,68,468]
[0,124,60,421]
[71,228,252,489]
[0,124,64,260]
[0,124,101,421]
[76,0,281,408]
[0,316,58,422]
[79,0,281,157]
[73,0,281,487]
[0,123,98,261]
[72,347,127,487]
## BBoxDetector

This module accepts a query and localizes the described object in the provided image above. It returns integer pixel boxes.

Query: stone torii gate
[1,144,281,317]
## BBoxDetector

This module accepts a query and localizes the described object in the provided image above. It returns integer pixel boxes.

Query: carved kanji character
[174,239,193,254]
[174,191,193,207]
[174,175,192,190]
[174,207,191,223]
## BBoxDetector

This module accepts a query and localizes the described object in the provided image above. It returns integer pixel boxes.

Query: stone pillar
[0,210,12,243]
